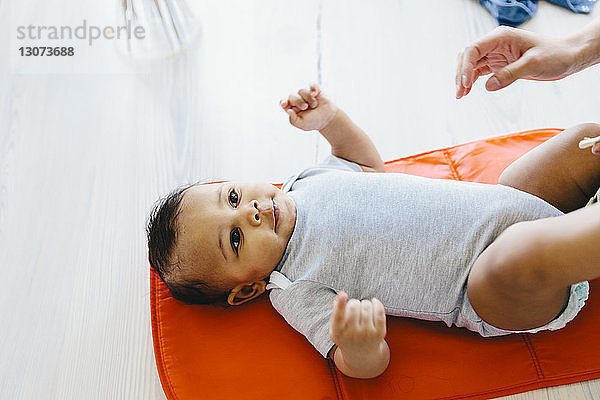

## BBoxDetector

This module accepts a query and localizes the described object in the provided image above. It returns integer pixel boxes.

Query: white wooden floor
[1,0,599,399]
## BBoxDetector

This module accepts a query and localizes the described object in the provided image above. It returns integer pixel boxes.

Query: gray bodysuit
[267,155,588,358]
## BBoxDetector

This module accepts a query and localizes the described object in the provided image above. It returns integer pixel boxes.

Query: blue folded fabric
[480,0,596,27]
[546,0,596,13]
[479,0,538,27]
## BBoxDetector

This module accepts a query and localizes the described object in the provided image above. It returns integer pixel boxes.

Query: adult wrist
[567,31,600,74]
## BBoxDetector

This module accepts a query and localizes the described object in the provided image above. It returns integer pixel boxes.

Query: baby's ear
[226,280,266,306]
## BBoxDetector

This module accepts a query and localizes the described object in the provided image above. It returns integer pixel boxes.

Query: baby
[147,84,599,379]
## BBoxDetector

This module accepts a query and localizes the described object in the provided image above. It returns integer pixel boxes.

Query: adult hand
[456,26,580,98]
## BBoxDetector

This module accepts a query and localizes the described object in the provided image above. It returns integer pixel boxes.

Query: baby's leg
[467,204,600,331]
[467,124,600,331]
[499,123,600,213]
[467,204,600,330]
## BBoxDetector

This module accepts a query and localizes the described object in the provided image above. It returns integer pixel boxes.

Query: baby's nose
[247,200,272,226]
[249,200,261,225]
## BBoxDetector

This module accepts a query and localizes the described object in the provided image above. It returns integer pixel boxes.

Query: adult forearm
[319,109,385,172]
[569,17,600,73]
[332,340,390,379]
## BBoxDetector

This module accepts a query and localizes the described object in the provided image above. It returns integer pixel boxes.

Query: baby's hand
[280,84,338,132]
[329,292,387,356]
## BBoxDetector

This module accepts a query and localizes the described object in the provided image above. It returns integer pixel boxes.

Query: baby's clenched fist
[329,291,387,353]
[280,84,338,132]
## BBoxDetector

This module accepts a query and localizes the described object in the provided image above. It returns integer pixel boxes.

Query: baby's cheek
[252,238,284,273]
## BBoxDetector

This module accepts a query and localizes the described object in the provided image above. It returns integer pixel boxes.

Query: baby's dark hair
[146,183,228,306]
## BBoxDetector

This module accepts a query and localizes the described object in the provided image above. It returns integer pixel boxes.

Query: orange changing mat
[151,128,600,400]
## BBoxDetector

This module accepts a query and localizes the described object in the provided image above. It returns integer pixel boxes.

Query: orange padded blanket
[151,128,600,400]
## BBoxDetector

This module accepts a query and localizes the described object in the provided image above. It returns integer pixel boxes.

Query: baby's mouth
[272,199,279,232]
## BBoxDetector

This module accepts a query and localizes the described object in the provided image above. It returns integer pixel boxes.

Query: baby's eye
[228,189,239,208]
[230,228,241,255]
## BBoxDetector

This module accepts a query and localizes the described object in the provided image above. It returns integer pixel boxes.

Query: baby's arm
[328,291,390,379]
[281,85,385,172]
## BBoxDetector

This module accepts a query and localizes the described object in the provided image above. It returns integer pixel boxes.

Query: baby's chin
[274,189,297,244]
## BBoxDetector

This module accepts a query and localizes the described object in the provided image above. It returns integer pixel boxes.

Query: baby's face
[177,182,297,291]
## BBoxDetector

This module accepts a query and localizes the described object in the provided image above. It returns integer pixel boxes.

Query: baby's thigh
[499,123,600,213]
[466,221,571,331]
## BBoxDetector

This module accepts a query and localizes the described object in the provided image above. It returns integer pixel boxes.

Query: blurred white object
[578,136,600,149]
[118,0,200,59]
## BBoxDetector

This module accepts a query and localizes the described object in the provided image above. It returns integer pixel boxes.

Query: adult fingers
[475,64,493,77]
[457,45,488,98]
[467,66,492,94]
[459,26,521,90]
[460,44,482,91]
[485,53,532,91]
[456,50,466,98]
